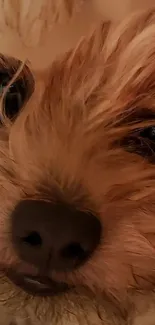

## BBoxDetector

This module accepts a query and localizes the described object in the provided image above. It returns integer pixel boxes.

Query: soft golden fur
[1,0,155,71]
[1,1,155,325]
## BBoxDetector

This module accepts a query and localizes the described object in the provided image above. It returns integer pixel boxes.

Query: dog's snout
[11,200,101,272]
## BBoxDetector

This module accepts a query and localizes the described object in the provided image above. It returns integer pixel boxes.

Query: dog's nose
[11,200,101,271]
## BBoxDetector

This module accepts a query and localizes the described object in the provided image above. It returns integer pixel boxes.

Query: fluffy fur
[1,1,155,325]
[1,0,155,71]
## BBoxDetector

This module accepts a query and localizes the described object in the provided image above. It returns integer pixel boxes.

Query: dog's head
[0,8,155,325]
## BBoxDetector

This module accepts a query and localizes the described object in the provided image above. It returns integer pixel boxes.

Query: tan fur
[1,0,155,71]
[1,1,155,325]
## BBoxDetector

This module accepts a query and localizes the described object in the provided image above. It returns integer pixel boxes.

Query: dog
[1,1,155,324]
[1,0,155,72]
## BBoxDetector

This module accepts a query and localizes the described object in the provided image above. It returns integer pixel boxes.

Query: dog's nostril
[22,231,42,247]
[61,242,86,260]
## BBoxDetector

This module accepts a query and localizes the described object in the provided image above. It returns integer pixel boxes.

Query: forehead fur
[7,9,155,180]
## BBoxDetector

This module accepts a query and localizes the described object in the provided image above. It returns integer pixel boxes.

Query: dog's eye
[139,126,155,140]
[0,72,29,120]
[122,126,155,161]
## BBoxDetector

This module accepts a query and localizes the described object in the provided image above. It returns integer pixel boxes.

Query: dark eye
[139,126,155,140]
[0,69,34,121]
[122,126,155,161]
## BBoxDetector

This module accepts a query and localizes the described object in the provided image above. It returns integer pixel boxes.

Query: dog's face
[1,9,155,325]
